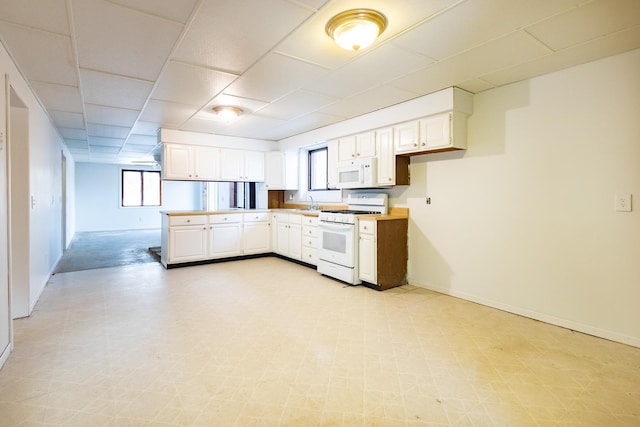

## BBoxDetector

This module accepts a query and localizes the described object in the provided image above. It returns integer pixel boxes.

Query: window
[121,170,161,207]
[308,147,328,190]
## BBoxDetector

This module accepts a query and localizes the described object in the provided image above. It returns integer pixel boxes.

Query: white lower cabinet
[208,214,243,258]
[165,215,208,265]
[358,220,377,283]
[274,213,304,261]
[243,212,270,254]
[301,216,318,265]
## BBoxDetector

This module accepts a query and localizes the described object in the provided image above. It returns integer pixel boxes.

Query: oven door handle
[319,222,354,232]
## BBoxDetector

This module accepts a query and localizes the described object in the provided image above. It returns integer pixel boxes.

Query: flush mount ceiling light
[212,105,243,120]
[325,8,387,51]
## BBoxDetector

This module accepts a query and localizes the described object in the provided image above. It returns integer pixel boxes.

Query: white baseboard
[409,279,640,349]
[0,343,10,370]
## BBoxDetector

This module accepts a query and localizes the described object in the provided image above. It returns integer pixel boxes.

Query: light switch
[615,193,632,212]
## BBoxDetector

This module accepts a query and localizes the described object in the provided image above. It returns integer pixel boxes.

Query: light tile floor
[0,258,639,426]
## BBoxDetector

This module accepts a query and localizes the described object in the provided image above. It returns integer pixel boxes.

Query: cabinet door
[194,146,220,180]
[337,135,357,162]
[376,127,395,186]
[244,151,265,182]
[359,233,376,283]
[163,143,193,180]
[356,131,376,158]
[209,223,243,258]
[265,152,285,189]
[288,224,302,261]
[244,222,270,254]
[169,225,207,263]
[421,113,451,150]
[277,221,289,255]
[394,121,420,154]
[219,149,245,181]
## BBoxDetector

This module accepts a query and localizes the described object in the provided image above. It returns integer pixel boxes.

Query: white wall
[0,38,74,320]
[388,49,640,347]
[75,162,202,231]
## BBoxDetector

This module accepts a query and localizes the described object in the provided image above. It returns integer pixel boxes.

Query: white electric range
[317,193,388,285]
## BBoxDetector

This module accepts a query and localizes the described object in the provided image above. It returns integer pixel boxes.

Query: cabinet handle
[421,142,426,146]
[356,153,360,156]
[413,143,417,147]
[388,178,392,181]
[186,219,190,223]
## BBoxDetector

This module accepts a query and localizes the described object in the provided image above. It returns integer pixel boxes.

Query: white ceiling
[0,0,639,164]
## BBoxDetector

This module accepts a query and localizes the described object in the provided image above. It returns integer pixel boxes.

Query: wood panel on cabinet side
[374,218,408,291]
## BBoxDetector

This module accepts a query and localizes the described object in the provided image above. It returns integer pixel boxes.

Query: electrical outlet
[615,193,632,212]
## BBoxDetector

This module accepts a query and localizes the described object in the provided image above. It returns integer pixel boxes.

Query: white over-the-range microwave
[336,157,377,189]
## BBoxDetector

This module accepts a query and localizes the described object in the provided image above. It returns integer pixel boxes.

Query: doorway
[8,86,29,319]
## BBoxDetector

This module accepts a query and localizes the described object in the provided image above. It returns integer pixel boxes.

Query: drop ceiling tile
[88,136,125,147]
[69,149,89,159]
[64,139,88,149]
[139,100,196,127]
[120,144,155,153]
[307,44,433,98]
[173,0,312,74]
[276,0,461,69]
[89,145,120,154]
[72,0,184,80]
[0,23,77,86]
[80,69,154,110]
[224,53,328,103]
[389,30,551,95]
[319,84,417,119]
[85,104,139,128]
[59,128,88,140]
[0,0,70,34]
[88,152,118,161]
[258,90,337,120]
[293,0,329,10]
[264,111,345,140]
[526,0,640,51]
[107,0,199,23]
[456,78,496,93]
[130,121,160,136]
[29,81,83,113]
[49,110,85,129]
[391,0,582,60]
[180,114,283,140]
[482,26,640,87]
[151,61,238,106]
[87,123,130,139]
[126,134,157,146]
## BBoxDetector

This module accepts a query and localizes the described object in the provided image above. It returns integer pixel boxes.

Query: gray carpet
[54,229,161,273]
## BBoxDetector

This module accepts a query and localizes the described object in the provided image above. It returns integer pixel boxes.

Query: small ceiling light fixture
[212,105,243,120]
[325,8,387,51]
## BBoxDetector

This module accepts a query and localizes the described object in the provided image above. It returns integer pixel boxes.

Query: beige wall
[389,49,640,346]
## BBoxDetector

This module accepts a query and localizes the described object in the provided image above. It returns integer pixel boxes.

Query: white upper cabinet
[337,132,376,162]
[265,151,298,190]
[376,127,395,186]
[162,143,220,181]
[420,113,452,150]
[219,148,265,182]
[394,112,467,155]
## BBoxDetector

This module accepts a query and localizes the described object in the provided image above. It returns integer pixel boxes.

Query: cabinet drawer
[359,220,376,235]
[209,214,242,224]
[302,216,318,226]
[302,225,318,238]
[169,215,207,227]
[243,212,270,222]
[302,247,317,265]
[303,235,317,249]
